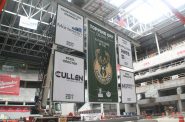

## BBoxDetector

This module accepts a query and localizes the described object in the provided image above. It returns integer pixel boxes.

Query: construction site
[0,0,185,122]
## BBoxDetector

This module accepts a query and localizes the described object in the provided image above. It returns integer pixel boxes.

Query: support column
[178,100,183,112]
[117,103,120,116]
[155,33,160,54]
[101,103,104,114]
[177,87,183,112]
[134,46,138,62]
[136,103,140,115]
[5,101,8,106]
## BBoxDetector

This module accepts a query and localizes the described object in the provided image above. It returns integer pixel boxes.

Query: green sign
[88,20,118,102]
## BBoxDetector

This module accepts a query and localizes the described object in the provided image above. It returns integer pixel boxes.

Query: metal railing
[136,39,185,62]
[135,59,185,77]
[136,73,185,87]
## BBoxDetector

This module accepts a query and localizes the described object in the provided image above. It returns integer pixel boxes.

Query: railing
[136,73,185,87]
[136,39,185,62]
[135,59,185,77]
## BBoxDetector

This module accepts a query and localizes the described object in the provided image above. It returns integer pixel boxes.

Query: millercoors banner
[53,51,84,102]
[0,74,20,95]
[118,36,133,69]
[88,20,118,102]
[120,70,136,103]
[55,4,84,52]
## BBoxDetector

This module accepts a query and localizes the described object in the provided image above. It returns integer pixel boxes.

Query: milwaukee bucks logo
[94,49,112,85]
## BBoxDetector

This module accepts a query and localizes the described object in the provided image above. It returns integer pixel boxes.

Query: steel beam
[0,0,22,54]
[56,0,140,46]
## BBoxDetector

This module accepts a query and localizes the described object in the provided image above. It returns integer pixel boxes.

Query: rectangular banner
[118,36,133,69]
[88,20,118,102]
[120,70,136,103]
[0,106,30,112]
[53,51,84,102]
[0,74,20,95]
[55,4,84,52]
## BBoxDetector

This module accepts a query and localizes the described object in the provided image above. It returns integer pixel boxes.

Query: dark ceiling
[0,0,185,66]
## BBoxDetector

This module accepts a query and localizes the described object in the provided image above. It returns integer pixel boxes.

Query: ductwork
[71,0,88,7]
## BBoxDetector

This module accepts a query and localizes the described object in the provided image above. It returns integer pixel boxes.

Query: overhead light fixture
[125,0,185,24]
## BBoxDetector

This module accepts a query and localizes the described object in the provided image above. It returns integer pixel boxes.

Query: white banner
[55,5,84,52]
[53,51,84,102]
[81,113,102,121]
[19,16,38,30]
[118,36,133,69]
[120,70,136,103]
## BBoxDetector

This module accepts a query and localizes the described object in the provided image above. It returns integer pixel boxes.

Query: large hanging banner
[88,20,118,102]
[118,36,133,69]
[55,4,84,52]
[120,70,136,103]
[0,74,20,95]
[53,51,84,102]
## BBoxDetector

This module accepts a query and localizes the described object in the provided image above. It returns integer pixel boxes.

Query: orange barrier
[179,116,184,122]
[146,115,152,119]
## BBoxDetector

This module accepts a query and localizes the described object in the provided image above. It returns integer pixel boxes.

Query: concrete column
[117,103,120,116]
[177,87,183,112]
[5,101,8,105]
[101,103,104,114]
[136,103,140,115]
[178,100,183,112]
[155,33,160,54]
[134,46,138,62]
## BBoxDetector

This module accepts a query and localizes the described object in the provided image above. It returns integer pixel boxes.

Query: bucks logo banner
[88,20,118,102]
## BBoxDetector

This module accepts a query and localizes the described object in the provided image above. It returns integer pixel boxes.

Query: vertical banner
[55,4,84,52]
[120,70,136,103]
[0,0,6,13]
[0,74,20,95]
[118,36,133,69]
[53,51,84,102]
[88,20,118,102]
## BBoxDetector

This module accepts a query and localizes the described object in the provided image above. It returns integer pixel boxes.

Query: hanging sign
[53,51,84,102]
[88,20,118,102]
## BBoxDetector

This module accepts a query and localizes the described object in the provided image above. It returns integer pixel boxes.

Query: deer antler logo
[94,49,112,85]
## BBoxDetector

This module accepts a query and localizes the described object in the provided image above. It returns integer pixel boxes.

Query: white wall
[0,112,30,119]
[61,103,75,115]
[0,88,36,102]
[0,70,40,81]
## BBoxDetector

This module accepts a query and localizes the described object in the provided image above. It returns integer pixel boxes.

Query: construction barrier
[179,116,184,122]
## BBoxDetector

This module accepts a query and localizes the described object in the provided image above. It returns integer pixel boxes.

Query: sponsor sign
[81,113,102,121]
[53,51,84,102]
[0,74,20,95]
[19,16,38,30]
[118,36,133,69]
[0,106,30,112]
[55,4,84,52]
[120,70,136,103]
[88,20,118,102]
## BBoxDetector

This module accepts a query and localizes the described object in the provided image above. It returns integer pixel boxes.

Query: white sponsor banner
[19,16,38,30]
[118,36,133,69]
[55,5,84,52]
[53,51,84,102]
[120,70,136,103]
[81,113,102,121]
